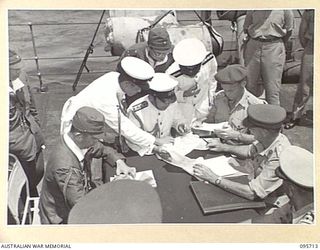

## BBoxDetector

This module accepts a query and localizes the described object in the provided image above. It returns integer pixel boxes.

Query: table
[104,150,260,223]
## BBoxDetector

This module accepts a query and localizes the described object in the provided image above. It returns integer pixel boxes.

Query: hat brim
[10,60,24,70]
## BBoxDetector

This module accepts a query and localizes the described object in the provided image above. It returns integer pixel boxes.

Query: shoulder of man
[123,42,147,58]
[201,52,215,66]
[128,97,149,113]
[245,90,267,105]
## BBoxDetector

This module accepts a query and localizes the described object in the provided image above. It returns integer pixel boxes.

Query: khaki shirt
[244,10,294,39]
[249,133,291,199]
[206,88,266,133]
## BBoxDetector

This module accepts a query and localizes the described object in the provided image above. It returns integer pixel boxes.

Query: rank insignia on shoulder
[132,101,148,112]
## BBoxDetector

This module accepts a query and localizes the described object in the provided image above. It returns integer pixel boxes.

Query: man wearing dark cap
[127,73,189,149]
[9,49,45,196]
[249,146,314,224]
[193,104,291,201]
[68,180,162,224]
[39,107,135,224]
[205,64,266,144]
[118,27,174,73]
[166,38,218,125]
[61,57,171,158]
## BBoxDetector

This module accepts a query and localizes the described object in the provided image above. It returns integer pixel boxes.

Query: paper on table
[192,122,229,132]
[163,133,207,155]
[110,170,157,187]
[200,156,248,177]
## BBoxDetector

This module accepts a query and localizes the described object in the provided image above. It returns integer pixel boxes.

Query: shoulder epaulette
[131,100,148,112]
[202,52,214,66]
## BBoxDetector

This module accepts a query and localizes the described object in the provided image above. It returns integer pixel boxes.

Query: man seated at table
[249,146,314,224]
[193,104,291,201]
[204,64,266,145]
[39,107,135,224]
[127,73,190,151]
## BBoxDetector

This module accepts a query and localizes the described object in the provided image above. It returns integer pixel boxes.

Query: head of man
[215,64,247,102]
[68,179,162,224]
[173,38,207,77]
[118,57,155,97]
[147,27,172,62]
[276,146,314,210]
[69,107,106,149]
[148,73,178,111]
[9,49,23,81]
[244,104,286,148]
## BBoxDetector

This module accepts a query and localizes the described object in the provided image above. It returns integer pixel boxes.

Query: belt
[251,36,282,42]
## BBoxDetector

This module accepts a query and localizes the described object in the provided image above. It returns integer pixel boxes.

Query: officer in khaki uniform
[193,104,291,201]
[166,38,218,125]
[127,73,189,152]
[206,64,266,144]
[243,10,294,105]
[250,146,314,224]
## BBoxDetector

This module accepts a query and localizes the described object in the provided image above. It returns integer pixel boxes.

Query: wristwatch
[214,176,222,185]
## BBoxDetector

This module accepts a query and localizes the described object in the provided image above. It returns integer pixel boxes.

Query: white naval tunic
[60,72,155,156]
[127,95,187,139]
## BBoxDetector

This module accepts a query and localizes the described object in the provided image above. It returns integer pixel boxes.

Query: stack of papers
[110,170,157,187]
[192,122,229,132]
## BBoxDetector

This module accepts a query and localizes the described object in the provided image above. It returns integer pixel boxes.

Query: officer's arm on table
[55,166,85,209]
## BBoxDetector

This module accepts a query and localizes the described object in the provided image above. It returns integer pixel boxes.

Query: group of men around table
[8,10,314,225]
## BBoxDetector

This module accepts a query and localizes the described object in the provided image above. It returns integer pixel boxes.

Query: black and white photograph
[4,4,318,244]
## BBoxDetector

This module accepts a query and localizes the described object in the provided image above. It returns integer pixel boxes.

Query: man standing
[205,64,266,144]
[61,57,169,157]
[243,10,294,105]
[193,104,291,201]
[118,27,174,73]
[166,38,218,125]
[9,49,45,196]
[127,73,189,150]
[39,107,135,224]
[285,10,314,129]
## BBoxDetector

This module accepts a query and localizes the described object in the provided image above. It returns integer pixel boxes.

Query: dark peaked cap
[244,104,286,129]
[68,180,163,224]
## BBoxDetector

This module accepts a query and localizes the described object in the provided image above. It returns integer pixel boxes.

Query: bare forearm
[215,178,256,200]
[221,144,251,159]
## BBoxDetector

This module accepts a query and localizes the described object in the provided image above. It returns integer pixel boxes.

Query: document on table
[199,156,248,177]
[110,170,157,187]
[192,121,229,132]
[161,151,247,178]
[163,133,208,156]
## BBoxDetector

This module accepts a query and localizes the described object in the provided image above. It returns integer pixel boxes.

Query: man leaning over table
[127,73,189,151]
[204,64,266,145]
[61,56,170,158]
[193,104,291,201]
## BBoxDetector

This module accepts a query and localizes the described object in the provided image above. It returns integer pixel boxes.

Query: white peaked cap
[173,38,207,66]
[148,73,178,92]
[279,146,314,188]
[121,56,155,80]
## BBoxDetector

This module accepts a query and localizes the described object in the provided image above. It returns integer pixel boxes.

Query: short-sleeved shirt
[248,133,291,199]
[206,88,266,133]
[244,10,294,39]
